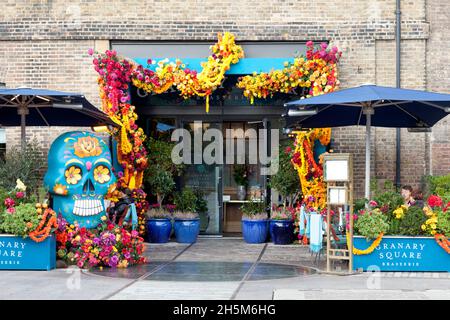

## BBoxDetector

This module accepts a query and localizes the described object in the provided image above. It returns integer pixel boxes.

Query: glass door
[180,121,223,235]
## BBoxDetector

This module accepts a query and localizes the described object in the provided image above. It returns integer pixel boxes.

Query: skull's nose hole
[83,178,96,194]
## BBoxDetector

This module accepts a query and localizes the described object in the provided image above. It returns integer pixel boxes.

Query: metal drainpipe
[395,0,402,190]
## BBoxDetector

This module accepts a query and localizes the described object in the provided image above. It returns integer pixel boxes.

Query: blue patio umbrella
[0,87,115,149]
[284,84,450,199]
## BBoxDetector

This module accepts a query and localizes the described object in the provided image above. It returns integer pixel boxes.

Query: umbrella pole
[365,109,372,201]
[19,108,26,151]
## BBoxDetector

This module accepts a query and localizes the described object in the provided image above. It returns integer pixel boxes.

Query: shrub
[241,200,267,221]
[423,174,450,201]
[436,210,450,235]
[271,206,294,220]
[0,203,40,237]
[354,209,389,240]
[398,206,427,236]
[174,188,198,214]
[0,141,45,196]
[269,141,300,206]
[145,208,171,219]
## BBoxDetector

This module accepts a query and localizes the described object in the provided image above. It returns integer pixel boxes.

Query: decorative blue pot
[353,235,450,272]
[0,234,56,270]
[146,218,172,243]
[270,220,294,245]
[241,220,269,244]
[174,218,200,243]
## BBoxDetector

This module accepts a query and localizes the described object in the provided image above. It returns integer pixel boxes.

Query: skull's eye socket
[93,165,111,184]
[65,166,82,185]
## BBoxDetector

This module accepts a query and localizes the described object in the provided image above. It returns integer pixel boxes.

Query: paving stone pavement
[0,238,448,300]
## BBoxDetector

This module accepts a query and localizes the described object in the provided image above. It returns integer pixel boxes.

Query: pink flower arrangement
[56,215,146,269]
[4,197,15,208]
[15,191,25,199]
[369,200,378,207]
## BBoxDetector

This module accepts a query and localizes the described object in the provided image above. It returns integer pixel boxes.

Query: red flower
[428,195,443,208]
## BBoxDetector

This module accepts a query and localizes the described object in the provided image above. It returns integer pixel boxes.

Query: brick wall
[0,0,448,199]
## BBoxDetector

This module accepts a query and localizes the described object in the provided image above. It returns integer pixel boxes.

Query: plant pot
[270,219,294,245]
[0,234,56,270]
[241,219,269,244]
[146,218,172,243]
[174,218,200,243]
[353,235,450,272]
[237,185,246,201]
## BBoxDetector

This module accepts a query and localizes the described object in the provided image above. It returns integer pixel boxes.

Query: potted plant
[270,206,295,245]
[269,141,301,207]
[173,188,200,243]
[145,207,173,243]
[233,164,249,200]
[194,189,210,233]
[241,200,269,244]
[0,184,57,270]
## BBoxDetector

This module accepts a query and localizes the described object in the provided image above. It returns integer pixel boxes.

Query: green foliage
[0,187,9,213]
[372,181,404,215]
[145,137,184,176]
[233,164,249,187]
[0,141,45,196]
[269,141,300,204]
[174,187,198,213]
[436,209,450,235]
[354,198,367,213]
[354,209,390,239]
[398,206,427,236]
[241,200,267,220]
[0,203,40,237]
[145,208,171,219]
[147,170,175,206]
[423,174,450,201]
[193,189,208,214]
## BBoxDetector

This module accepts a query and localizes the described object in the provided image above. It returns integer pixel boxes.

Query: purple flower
[306,41,314,48]
[87,48,94,56]
[109,255,119,267]
[320,42,328,50]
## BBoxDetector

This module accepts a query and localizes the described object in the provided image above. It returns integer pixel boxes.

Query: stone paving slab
[145,242,190,261]
[273,289,450,300]
[0,268,134,300]
[109,280,240,300]
[175,239,265,262]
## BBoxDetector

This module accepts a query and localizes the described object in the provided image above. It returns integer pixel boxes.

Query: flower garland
[236,41,341,103]
[131,32,244,113]
[434,233,450,254]
[28,204,58,243]
[291,128,331,211]
[347,232,384,255]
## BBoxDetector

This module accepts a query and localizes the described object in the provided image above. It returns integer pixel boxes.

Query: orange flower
[74,136,102,158]
[53,183,68,195]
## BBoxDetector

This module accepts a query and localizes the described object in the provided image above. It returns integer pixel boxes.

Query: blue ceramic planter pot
[270,220,294,245]
[242,219,269,244]
[174,218,200,243]
[146,218,172,243]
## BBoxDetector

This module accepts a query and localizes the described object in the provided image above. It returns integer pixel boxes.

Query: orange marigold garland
[28,205,58,243]
[434,233,450,254]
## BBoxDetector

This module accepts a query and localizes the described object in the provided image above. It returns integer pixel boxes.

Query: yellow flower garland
[347,232,384,255]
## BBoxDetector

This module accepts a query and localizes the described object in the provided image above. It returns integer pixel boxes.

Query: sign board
[353,236,450,272]
[323,153,352,182]
[0,234,56,270]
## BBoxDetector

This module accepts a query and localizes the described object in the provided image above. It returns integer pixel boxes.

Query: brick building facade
[0,0,449,198]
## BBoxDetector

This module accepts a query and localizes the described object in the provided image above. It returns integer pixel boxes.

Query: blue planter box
[0,234,56,270]
[353,236,450,272]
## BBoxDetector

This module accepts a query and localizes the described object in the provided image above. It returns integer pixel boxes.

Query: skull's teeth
[73,199,104,216]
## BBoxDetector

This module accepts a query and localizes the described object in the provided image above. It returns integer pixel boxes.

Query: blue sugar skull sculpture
[44,131,117,228]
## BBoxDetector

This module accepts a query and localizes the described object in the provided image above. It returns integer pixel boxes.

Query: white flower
[15,179,26,192]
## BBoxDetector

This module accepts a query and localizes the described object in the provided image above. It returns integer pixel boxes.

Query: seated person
[401,185,424,208]
[108,188,134,224]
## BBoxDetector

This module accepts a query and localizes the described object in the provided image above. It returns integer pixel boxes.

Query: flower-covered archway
[91,33,342,232]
